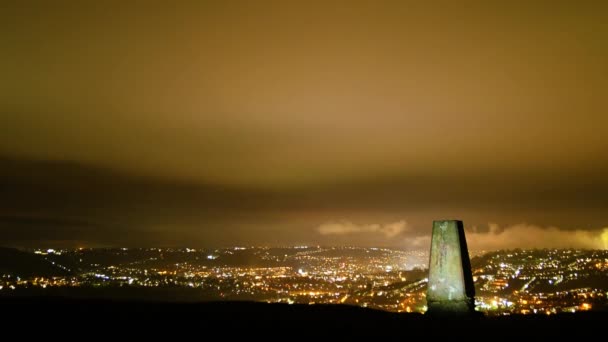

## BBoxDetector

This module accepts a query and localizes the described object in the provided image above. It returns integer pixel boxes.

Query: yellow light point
[581,303,591,310]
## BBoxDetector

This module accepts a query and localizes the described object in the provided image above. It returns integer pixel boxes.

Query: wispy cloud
[317,220,409,238]
[465,223,608,250]
[319,220,608,250]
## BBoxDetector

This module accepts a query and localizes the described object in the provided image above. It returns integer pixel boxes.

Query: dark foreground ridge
[1,297,606,337]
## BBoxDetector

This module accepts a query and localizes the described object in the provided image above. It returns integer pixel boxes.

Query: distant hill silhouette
[0,247,71,277]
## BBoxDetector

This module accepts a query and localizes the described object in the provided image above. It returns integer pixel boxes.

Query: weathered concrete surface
[426,220,475,315]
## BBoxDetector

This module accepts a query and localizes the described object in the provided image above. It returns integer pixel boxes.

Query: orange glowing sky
[1,1,607,248]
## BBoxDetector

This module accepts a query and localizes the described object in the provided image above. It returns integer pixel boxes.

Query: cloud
[325,221,608,250]
[317,220,409,238]
[464,223,608,250]
[402,235,432,249]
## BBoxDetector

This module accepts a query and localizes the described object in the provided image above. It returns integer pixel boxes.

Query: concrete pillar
[426,220,475,315]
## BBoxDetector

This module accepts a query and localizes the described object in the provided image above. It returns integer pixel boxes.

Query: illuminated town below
[2,247,607,315]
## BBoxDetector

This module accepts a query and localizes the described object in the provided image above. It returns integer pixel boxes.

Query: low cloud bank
[401,224,608,250]
[464,223,608,250]
[317,220,409,239]
[318,220,608,250]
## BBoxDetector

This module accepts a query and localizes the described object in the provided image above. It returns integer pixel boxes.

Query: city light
[1,247,606,315]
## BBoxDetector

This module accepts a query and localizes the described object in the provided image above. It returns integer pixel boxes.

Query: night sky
[1,1,607,249]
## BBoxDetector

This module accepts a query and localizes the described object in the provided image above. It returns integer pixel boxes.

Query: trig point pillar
[426,220,475,315]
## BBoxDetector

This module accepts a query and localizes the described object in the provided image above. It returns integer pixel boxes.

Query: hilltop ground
[1,297,605,338]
